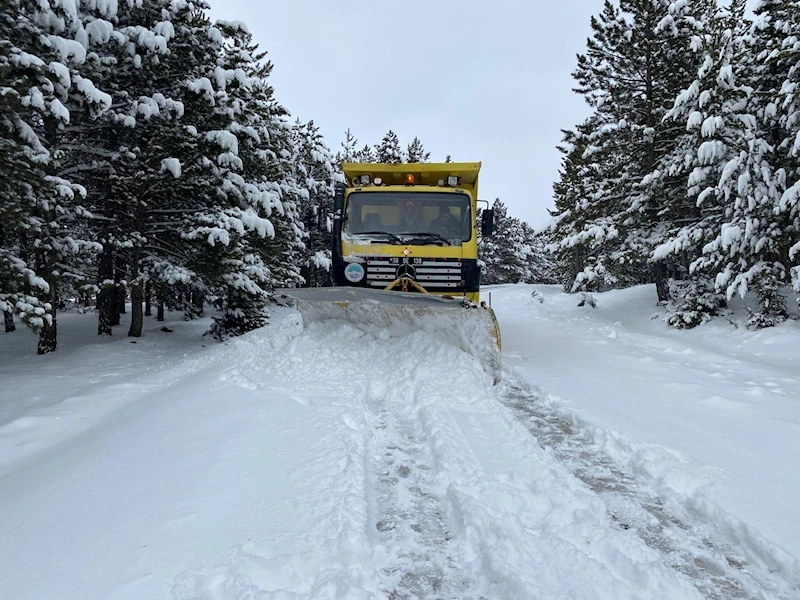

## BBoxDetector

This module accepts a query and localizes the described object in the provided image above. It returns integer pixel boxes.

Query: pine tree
[62,0,214,338]
[753,0,800,311]
[549,121,615,291]
[292,119,337,287]
[659,0,790,328]
[479,199,528,284]
[186,19,305,338]
[406,136,430,163]
[521,224,558,284]
[550,0,716,299]
[0,0,110,352]
[354,143,376,163]
[335,128,358,165]
[374,130,402,163]
[1,0,335,351]
[651,2,749,325]
[712,1,790,328]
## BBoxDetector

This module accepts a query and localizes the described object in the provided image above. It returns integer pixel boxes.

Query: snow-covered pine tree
[0,0,109,352]
[182,18,305,339]
[60,0,207,337]
[406,136,430,163]
[292,119,337,287]
[752,0,800,313]
[0,0,55,333]
[550,0,716,300]
[718,0,797,327]
[549,121,615,291]
[374,130,403,163]
[56,3,303,339]
[652,0,798,329]
[690,0,788,328]
[479,199,528,284]
[340,131,434,164]
[353,142,376,163]
[628,0,719,301]
[521,223,558,284]
[336,128,358,164]
[650,2,749,326]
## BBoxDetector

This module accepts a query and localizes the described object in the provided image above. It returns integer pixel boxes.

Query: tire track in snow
[363,381,481,599]
[500,375,800,600]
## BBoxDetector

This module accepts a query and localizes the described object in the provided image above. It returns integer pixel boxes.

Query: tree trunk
[156,286,166,322]
[0,226,15,333]
[4,311,15,333]
[144,281,152,317]
[37,277,58,354]
[117,288,126,314]
[192,290,204,317]
[111,256,125,324]
[653,261,671,303]
[98,248,114,335]
[128,251,143,337]
[110,284,122,326]
[128,282,143,337]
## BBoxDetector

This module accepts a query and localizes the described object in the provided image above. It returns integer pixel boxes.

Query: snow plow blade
[277,287,501,383]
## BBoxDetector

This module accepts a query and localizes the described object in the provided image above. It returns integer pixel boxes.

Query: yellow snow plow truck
[284,162,501,382]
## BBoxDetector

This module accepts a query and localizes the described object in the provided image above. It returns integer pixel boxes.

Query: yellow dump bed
[342,162,480,195]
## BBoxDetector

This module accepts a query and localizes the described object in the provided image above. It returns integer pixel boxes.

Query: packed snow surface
[0,284,799,600]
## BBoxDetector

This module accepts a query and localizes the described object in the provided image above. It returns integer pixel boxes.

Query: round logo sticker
[344,262,365,283]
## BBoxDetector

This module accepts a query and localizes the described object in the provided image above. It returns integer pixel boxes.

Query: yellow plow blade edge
[277,288,501,383]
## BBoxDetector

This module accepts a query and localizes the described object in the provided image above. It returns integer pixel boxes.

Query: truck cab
[331,163,494,303]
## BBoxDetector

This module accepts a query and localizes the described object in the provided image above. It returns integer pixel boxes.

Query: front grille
[365,258,463,290]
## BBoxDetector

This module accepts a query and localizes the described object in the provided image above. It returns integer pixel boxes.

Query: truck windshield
[344,191,471,243]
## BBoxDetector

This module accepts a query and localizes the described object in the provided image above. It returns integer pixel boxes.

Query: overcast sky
[208,0,600,229]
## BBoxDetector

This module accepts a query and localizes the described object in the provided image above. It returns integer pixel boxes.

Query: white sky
[208,0,599,229]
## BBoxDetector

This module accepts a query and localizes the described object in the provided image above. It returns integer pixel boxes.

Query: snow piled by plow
[282,287,501,382]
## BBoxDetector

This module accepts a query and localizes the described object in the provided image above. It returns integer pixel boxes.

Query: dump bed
[342,162,480,196]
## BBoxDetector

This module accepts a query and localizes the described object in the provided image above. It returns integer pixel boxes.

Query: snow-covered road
[1,286,798,600]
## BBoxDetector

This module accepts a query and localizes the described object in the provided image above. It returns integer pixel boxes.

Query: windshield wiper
[398,232,451,245]
[359,231,403,244]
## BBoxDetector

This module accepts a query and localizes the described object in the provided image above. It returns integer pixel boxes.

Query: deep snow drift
[0,285,798,600]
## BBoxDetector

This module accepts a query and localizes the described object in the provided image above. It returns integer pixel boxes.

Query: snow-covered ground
[494,284,800,563]
[0,287,798,600]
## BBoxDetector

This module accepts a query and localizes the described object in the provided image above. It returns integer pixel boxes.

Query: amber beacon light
[404,174,416,186]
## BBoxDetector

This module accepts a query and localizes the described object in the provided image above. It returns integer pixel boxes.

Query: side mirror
[481,209,495,237]
[331,183,346,250]
[333,183,345,216]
